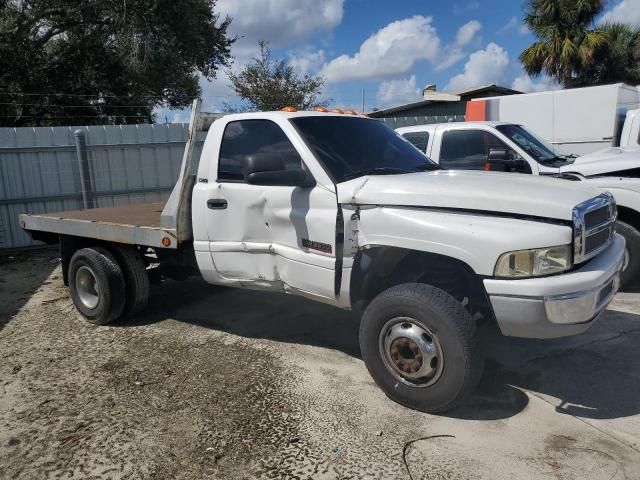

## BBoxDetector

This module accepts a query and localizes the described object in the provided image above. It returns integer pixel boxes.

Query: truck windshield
[291,116,438,183]
[495,124,557,163]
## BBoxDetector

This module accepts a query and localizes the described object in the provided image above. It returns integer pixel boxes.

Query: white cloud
[445,43,510,92]
[455,20,482,46]
[436,51,467,72]
[453,1,480,15]
[217,0,344,50]
[199,74,237,111]
[175,0,344,113]
[377,76,421,106]
[436,20,482,71]
[511,74,561,93]
[498,16,530,35]
[320,15,441,82]
[288,48,326,75]
[601,0,640,26]
[499,16,518,34]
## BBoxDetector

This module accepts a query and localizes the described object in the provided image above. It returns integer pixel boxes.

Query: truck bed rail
[19,202,177,249]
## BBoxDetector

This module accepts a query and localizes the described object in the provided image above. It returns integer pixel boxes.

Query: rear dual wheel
[359,283,483,413]
[68,246,149,325]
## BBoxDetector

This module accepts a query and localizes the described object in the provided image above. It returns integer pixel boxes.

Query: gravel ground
[1,247,640,479]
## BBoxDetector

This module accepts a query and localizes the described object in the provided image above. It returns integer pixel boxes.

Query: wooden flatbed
[19,202,178,249]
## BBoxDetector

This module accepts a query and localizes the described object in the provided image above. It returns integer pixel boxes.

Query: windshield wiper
[342,167,414,180]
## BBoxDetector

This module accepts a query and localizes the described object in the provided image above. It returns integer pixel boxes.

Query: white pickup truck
[21,104,624,413]
[397,121,640,287]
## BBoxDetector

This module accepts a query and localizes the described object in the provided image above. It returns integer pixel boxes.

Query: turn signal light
[161,237,171,247]
[281,106,297,112]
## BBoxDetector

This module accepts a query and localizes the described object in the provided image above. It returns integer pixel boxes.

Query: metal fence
[0,123,206,250]
[377,114,465,129]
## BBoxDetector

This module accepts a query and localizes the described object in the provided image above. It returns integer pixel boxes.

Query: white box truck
[466,83,640,155]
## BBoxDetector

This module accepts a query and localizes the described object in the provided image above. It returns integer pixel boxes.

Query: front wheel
[616,221,640,288]
[359,283,483,413]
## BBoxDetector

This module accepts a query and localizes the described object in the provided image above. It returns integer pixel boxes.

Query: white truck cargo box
[466,83,640,155]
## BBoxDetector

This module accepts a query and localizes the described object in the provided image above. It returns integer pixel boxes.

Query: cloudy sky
[160,0,640,120]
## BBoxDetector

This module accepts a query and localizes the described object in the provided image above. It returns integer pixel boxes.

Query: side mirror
[486,149,526,173]
[244,153,315,187]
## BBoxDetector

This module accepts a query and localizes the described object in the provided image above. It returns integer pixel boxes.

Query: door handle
[207,199,228,210]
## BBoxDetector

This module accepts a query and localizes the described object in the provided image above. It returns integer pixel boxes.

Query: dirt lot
[1,247,640,479]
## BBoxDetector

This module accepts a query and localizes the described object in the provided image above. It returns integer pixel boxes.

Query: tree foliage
[520,0,640,87]
[0,0,234,126]
[226,41,327,112]
[581,22,640,85]
[520,0,608,87]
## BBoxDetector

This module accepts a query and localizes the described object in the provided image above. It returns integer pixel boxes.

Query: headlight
[494,245,572,278]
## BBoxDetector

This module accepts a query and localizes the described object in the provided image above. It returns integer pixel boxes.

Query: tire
[359,283,483,413]
[68,247,126,325]
[616,221,640,288]
[111,245,149,317]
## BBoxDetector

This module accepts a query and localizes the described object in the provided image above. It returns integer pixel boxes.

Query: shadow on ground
[119,276,640,423]
[0,247,60,332]
[120,276,361,356]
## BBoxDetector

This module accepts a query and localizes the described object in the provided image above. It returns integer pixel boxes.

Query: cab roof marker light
[332,108,344,114]
[281,106,297,112]
[314,107,329,112]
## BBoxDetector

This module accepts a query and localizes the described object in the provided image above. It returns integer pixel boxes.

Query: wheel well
[59,236,148,286]
[59,235,196,285]
[350,247,491,317]
[617,206,640,232]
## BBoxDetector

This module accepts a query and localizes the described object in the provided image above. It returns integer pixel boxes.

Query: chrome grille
[573,193,616,264]
[584,206,610,229]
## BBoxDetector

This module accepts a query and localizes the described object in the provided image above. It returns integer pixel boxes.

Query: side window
[402,131,429,153]
[218,120,303,181]
[440,129,512,170]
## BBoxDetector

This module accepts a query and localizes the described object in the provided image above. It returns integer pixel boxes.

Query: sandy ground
[1,247,640,479]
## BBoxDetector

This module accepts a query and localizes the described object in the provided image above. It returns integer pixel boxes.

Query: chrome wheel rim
[76,266,100,309]
[378,318,444,388]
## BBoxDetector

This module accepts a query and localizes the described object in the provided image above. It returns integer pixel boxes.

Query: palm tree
[585,23,640,86]
[519,0,608,87]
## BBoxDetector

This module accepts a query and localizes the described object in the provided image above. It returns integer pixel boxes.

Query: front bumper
[483,234,625,339]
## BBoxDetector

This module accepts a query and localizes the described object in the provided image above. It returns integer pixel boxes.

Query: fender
[348,206,572,276]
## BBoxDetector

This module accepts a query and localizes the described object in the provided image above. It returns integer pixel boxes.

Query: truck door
[204,119,338,302]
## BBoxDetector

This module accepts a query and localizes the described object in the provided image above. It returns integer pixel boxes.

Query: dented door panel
[205,182,338,300]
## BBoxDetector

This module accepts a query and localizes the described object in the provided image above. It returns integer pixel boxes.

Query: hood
[337,170,602,221]
[560,147,640,176]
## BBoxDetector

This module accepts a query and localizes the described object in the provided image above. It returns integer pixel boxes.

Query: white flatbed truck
[21,102,624,412]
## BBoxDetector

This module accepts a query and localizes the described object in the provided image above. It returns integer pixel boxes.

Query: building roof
[449,84,521,96]
[368,84,521,117]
